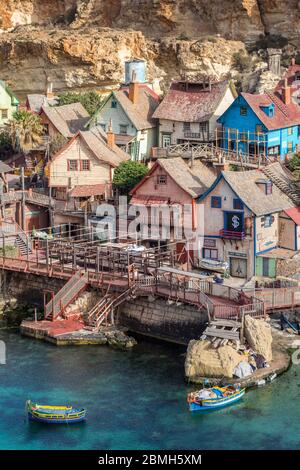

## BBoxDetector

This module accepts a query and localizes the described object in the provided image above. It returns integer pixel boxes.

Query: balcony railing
[219,229,245,240]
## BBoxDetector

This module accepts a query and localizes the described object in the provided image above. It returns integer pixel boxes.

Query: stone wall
[0,271,65,306]
[119,295,208,344]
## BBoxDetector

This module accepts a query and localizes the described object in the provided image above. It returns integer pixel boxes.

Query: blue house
[217,86,300,160]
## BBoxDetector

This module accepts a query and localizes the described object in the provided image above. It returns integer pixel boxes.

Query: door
[262,258,276,278]
[230,257,247,278]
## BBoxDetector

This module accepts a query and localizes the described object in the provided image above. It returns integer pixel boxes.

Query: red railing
[219,229,245,240]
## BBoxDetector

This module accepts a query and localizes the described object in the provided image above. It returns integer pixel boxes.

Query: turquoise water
[0,330,299,450]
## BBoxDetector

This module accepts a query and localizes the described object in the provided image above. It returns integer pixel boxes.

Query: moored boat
[26,400,86,424]
[187,386,245,411]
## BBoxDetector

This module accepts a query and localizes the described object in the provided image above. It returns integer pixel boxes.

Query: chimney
[46,80,54,99]
[129,71,139,104]
[282,78,291,105]
[107,119,115,149]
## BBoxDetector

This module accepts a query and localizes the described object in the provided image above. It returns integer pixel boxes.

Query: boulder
[244,316,272,362]
[185,340,245,380]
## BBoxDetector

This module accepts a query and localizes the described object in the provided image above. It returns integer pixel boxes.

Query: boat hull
[28,412,86,424]
[189,389,245,411]
[26,401,86,424]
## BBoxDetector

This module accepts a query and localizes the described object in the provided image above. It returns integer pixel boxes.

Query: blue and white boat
[187,386,245,411]
[26,400,86,424]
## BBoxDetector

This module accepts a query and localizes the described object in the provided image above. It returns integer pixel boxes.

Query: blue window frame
[233,198,244,210]
[211,196,222,208]
[261,214,273,228]
[203,248,218,260]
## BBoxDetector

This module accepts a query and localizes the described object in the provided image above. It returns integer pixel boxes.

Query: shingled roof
[241,92,300,130]
[110,84,160,130]
[152,80,235,122]
[27,94,58,113]
[41,103,90,138]
[131,157,216,199]
[221,169,294,216]
[79,127,129,167]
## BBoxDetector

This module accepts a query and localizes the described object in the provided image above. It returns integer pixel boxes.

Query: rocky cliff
[0,1,299,99]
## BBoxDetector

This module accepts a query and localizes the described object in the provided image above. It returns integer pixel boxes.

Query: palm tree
[7,110,45,153]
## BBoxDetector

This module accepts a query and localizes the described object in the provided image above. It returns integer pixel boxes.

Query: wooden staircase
[44,271,88,321]
[85,287,136,332]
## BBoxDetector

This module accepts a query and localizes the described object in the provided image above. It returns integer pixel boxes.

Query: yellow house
[49,126,129,201]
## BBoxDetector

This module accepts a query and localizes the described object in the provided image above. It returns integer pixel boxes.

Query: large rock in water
[185,340,245,380]
[244,316,273,362]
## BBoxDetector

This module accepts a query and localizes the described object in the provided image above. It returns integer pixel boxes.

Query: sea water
[0,330,299,450]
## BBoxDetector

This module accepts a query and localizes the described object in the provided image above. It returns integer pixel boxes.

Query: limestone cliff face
[0,0,299,99]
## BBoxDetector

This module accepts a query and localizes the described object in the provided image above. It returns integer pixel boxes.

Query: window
[288,127,293,135]
[119,124,128,135]
[211,196,222,208]
[203,248,218,260]
[157,175,167,185]
[80,160,90,171]
[240,106,247,116]
[111,100,117,108]
[199,122,208,132]
[162,134,171,148]
[67,160,78,171]
[1,109,8,119]
[233,198,244,210]
[183,122,191,131]
[261,214,273,228]
[266,181,273,195]
[288,141,293,153]
[256,125,263,134]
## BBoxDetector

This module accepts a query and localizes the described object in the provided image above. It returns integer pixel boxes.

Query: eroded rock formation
[0,1,299,98]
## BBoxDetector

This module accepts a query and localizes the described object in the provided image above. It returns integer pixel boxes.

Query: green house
[0,80,19,126]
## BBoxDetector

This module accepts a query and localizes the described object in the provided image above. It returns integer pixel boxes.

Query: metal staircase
[44,271,88,321]
[0,220,32,256]
[85,287,135,332]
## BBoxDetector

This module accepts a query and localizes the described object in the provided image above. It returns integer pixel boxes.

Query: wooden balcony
[219,229,245,240]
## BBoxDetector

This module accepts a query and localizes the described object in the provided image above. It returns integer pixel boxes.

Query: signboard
[228,251,247,258]
[225,212,243,233]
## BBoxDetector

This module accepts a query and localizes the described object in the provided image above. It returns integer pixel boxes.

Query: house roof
[52,126,129,168]
[262,162,300,206]
[284,207,300,225]
[69,184,107,198]
[275,63,300,95]
[152,80,235,122]
[0,80,19,106]
[131,157,216,199]
[27,94,58,113]
[221,169,294,216]
[41,103,90,138]
[79,127,130,167]
[111,84,160,130]
[241,91,300,130]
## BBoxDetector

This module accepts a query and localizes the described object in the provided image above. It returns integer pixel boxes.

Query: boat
[197,259,229,274]
[26,400,86,424]
[187,385,245,411]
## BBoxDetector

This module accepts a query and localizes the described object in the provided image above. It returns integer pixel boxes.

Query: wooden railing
[44,271,88,320]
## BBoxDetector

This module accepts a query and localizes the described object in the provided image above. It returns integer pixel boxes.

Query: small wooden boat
[187,386,245,411]
[26,400,86,424]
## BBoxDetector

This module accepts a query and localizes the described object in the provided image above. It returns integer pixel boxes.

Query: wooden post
[21,167,26,231]
[46,238,49,274]
[2,234,5,259]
